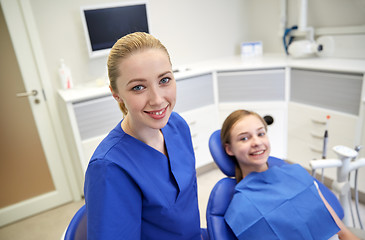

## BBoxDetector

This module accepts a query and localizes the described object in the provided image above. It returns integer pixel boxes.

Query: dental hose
[348,146,363,229]
[283,25,298,55]
[348,175,355,227]
[354,169,363,229]
[353,145,364,229]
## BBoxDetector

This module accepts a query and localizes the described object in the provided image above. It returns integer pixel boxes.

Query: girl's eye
[160,77,170,84]
[258,132,266,137]
[241,137,249,141]
[132,85,145,91]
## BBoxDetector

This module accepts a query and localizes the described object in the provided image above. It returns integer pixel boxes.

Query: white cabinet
[59,64,365,195]
[175,73,219,168]
[288,102,358,179]
[216,69,288,159]
[60,93,122,173]
[59,73,219,177]
[288,69,363,181]
[180,105,219,168]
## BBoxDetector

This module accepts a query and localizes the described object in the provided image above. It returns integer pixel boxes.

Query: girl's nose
[251,136,262,146]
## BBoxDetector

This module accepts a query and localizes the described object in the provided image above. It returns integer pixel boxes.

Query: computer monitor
[80,1,149,58]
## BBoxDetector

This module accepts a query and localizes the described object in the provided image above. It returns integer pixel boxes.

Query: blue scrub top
[84,112,201,240]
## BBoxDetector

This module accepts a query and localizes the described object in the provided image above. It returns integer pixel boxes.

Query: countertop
[58,54,365,103]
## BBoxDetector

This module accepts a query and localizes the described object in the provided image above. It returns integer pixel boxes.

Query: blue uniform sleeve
[84,159,142,240]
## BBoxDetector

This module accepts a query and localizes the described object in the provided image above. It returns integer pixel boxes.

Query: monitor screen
[81,1,149,58]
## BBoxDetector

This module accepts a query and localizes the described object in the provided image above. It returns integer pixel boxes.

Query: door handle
[16,90,38,97]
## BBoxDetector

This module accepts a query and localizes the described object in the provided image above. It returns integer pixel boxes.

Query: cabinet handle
[310,131,324,139]
[309,145,322,153]
[311,118,326,125]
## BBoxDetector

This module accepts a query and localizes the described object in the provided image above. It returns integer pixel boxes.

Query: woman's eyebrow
[158,70,173,78]
[126,78,146,86]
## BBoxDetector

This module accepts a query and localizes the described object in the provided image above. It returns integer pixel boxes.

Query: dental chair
[63,204,87,240]
[206,129,344,240]
[62,205,210,239]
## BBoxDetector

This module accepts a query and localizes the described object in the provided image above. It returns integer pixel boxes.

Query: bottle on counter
[59,59,73,89]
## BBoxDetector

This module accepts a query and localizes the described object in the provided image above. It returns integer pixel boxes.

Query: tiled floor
[0,166,364,240]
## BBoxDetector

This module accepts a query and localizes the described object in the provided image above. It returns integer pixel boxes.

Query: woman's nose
[148,86,163,106]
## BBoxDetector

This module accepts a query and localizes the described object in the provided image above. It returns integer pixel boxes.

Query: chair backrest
[64,204,87,240]
[206,129,344,240]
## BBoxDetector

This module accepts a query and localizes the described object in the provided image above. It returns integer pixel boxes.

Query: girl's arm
[317,187,360,240]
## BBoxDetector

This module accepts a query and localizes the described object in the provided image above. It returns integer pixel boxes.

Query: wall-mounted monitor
[80,1,149,58]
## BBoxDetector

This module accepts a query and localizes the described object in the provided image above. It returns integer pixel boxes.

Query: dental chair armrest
[310,159,342,170]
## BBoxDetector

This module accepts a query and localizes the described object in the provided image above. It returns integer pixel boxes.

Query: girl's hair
[107,32,171,115]
[220,109,268,182]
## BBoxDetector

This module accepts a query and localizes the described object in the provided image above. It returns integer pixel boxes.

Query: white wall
[29,0,248,88]
[287,0,365,28]
[25,0,365,89]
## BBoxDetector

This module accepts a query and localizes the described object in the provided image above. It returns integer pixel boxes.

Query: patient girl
[221,109,359,240]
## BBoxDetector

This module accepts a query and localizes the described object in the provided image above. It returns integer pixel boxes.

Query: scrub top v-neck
[84,112,201,240]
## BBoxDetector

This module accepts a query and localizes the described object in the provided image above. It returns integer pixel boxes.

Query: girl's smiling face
[225,115,270,177]
[112,48,176,134]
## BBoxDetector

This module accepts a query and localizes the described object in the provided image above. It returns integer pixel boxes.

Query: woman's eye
[132,85,145,91]
[160,77,170,84]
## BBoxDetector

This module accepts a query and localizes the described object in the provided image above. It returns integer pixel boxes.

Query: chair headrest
[208,130,236,177]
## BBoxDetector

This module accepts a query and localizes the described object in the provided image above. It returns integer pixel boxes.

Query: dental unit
[310,145,365,228]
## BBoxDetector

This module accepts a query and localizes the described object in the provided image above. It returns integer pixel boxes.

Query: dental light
[284,0,324,58]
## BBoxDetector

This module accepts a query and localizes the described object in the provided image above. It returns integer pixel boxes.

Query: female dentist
[84,32,201,239]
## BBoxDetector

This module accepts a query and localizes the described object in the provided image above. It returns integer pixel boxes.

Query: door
[0,1,72,226]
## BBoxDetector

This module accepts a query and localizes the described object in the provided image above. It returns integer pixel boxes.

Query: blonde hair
[107,32,171,115]
[220,110,268,182]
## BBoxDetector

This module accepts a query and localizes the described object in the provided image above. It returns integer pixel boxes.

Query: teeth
[252,150,264,155]
[152,110,164,115]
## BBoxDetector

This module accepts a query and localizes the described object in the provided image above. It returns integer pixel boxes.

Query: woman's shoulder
[169,111,187,124]
[89,122,129,163]
[167,112,189,131]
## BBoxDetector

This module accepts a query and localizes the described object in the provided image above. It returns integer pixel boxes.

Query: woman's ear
[224,143,234,156]
[110,85,123,103]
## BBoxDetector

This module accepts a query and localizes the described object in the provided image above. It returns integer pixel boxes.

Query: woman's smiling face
[225,115,271,176]
[112,48,176,133]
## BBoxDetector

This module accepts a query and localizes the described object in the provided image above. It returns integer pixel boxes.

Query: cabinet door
[290,69,363,115]
[175,73,215,113]
[289,69,363,180]
[175,73,218,168]
[180,105,219,168]
[288,102,358,179]
[72,95,122,171]
[217,69,286,102]
[73,95,122,140]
